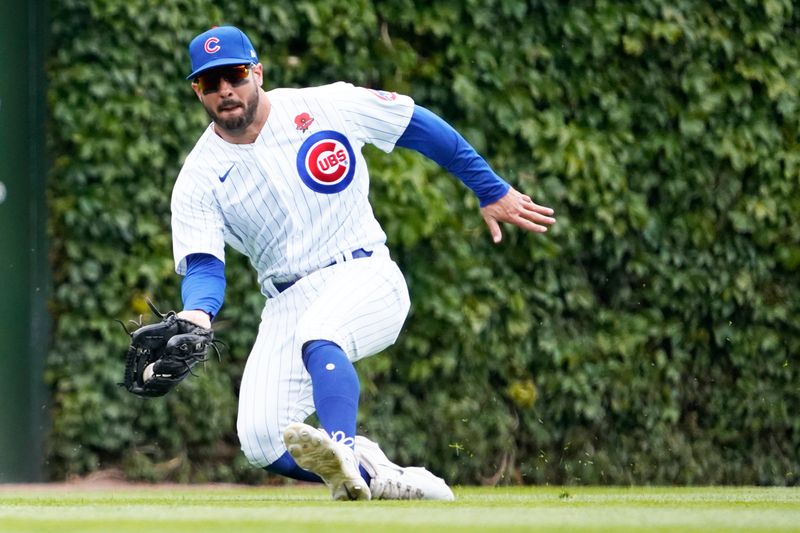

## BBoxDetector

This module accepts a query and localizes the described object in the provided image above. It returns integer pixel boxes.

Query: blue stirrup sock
[263,340,371,485]
[264,451,323,482]
[302,340,360,448]
[303,339,371,484]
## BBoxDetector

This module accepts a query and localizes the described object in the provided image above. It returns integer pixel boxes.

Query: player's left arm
[177,253,226,329]
[395,105,555,243]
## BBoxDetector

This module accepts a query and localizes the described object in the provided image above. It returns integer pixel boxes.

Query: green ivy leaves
[47,0,800,486]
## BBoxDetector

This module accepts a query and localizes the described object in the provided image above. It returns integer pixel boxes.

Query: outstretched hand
[479,187,556,243]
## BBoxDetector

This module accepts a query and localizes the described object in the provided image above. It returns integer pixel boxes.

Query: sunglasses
[194,64,253,94]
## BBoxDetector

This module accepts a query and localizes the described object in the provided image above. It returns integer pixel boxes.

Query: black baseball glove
[121,299,215,397]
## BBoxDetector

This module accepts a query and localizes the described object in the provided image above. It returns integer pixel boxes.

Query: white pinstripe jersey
[171,82,414,294]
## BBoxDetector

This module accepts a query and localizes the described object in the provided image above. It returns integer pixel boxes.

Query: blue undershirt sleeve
[395,105,510,207]
[181,253,226,319]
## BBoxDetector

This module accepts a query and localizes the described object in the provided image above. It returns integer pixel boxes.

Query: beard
[204,82,260,134]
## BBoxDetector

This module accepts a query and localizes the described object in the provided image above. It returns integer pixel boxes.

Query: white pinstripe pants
[236,254,411,467]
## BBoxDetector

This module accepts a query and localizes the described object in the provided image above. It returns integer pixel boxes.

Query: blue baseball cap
[187,26,259,80]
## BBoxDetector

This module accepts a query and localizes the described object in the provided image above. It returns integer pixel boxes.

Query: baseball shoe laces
[284,422,371,501]
[355,435,455,501]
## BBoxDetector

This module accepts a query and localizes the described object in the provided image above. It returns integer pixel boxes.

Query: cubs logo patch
[296,130,356,194]
[367,89,398,101]
[204,37,220,54]
[294,112,314,132]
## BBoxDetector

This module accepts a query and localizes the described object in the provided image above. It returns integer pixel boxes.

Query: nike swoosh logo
[219,164,235,183]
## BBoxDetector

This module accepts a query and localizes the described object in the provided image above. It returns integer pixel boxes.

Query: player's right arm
[177,253,225,329]
[171,163,227,327]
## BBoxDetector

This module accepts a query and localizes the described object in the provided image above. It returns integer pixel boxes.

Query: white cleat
[284,422,371,501]
[355,435,455,501]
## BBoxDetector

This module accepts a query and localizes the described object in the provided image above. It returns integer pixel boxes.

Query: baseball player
[166,25,555,500]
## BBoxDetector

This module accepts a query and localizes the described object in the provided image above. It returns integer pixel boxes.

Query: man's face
[192,63,263,134]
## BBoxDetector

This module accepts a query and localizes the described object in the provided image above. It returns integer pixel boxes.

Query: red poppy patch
[295,112,315,132]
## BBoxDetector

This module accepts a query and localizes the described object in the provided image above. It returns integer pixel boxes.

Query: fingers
[484,216,503,243]
[520,205,557,227]
[528,201,555,216]
[480,188,556,239]
[507,213,549,233]
[502,199,555,231]
[519,195,555,216]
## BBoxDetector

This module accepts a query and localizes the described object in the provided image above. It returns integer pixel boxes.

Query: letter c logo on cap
[204,37,220,54]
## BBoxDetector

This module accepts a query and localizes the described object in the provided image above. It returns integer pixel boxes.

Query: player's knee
[236,414,286,468]
[295,319,341,353]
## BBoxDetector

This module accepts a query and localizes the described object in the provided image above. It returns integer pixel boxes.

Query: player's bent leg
[237,363,313,470]
[284,422,371,501]
[295,255,410,363]
[237,292,317,470]
[355,435,455,501]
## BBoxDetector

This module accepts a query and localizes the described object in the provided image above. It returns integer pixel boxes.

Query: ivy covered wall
[46,0,799,485]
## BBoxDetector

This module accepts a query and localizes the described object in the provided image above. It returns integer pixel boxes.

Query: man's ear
[191,82,203,101]
[253,63,264,87]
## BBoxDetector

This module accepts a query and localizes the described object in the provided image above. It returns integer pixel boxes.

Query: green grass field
[1,485,798,532]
